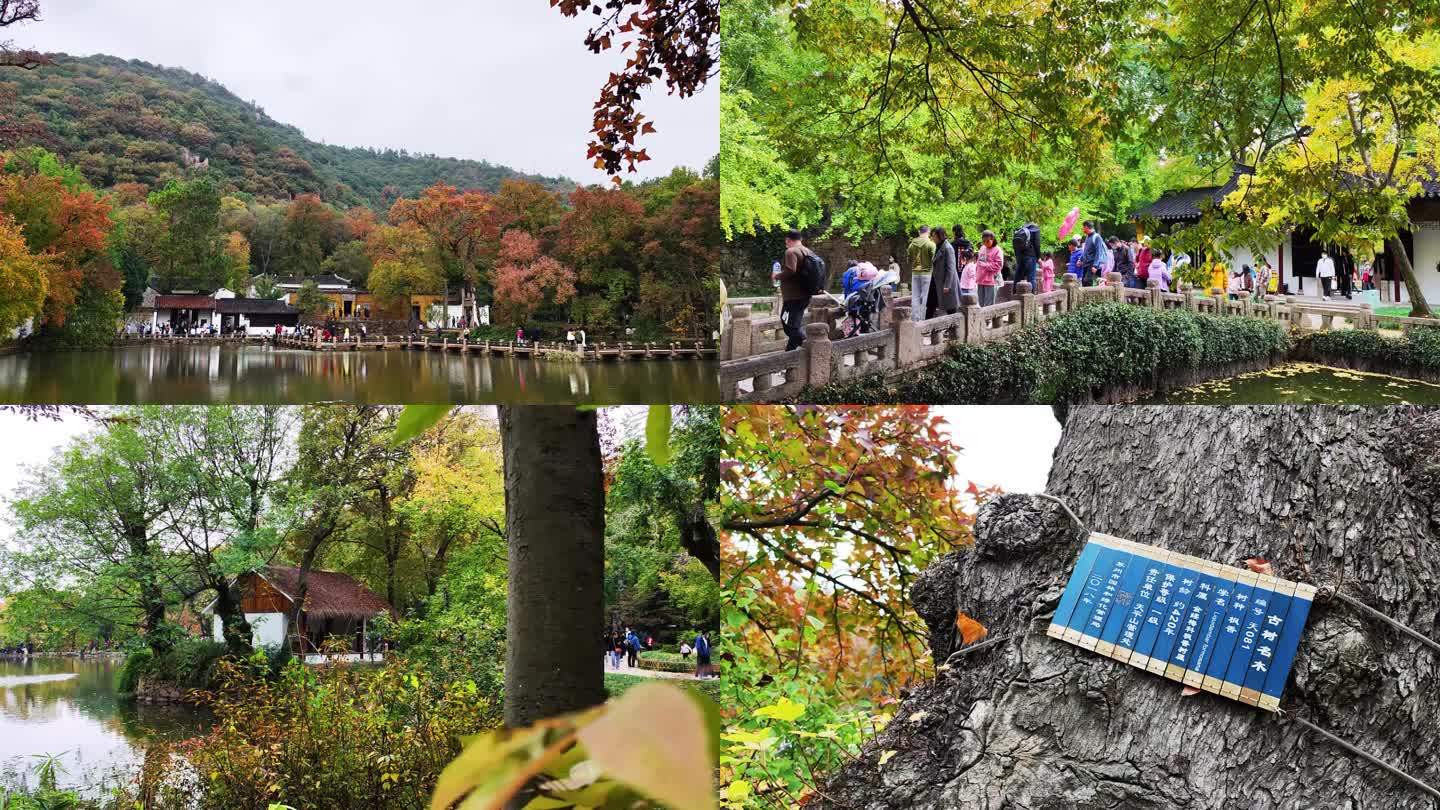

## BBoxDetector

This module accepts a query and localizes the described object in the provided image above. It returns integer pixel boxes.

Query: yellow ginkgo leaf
[754,698,805,722]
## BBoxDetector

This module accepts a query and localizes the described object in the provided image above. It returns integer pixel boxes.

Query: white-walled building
[1135,168,1440,305]
[208,566,394,661]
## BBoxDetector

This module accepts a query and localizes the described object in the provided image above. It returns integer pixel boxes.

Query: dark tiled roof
[276,274,355,288]
[257,566,394,620]
[1134,166,1253,222]
[154,295,216,308]
[217,297,298,314]
[1138,167,1440,218]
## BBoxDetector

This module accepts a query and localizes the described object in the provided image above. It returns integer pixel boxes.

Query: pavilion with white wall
[1135,167,1440,305]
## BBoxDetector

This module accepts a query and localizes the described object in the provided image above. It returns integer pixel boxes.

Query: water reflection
[0,345,719,404]
[0,657,210,793]
[1146,363,1440,404]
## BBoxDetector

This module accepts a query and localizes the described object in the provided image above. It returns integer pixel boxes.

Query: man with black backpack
[1012,222,1041,291]
[777,229,826,351]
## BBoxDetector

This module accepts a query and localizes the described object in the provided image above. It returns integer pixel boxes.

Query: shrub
[116,648,154,696]
[157,639,228,690]
[798,302,1291,404]
[131,657,500,810]
[1301,325,1440,372]
[29,285,124,351]
[793,326,1046,404]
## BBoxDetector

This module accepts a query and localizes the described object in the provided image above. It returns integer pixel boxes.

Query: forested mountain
[0,53,574,208]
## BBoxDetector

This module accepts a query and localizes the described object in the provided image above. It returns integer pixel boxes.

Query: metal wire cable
[1283,713,1440,804]
[1330,590,1440,658]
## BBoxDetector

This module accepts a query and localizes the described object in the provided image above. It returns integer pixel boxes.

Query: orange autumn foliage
[0,170,112,325]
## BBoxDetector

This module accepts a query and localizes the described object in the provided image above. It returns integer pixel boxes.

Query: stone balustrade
[721,270,1400,402]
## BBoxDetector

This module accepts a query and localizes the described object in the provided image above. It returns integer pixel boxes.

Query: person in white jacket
[1316,251,1336,298]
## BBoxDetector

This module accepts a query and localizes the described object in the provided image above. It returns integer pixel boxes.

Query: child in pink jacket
[976,230,1004,307]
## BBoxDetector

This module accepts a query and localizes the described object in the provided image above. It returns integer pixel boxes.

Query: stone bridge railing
[721,271,1397,402]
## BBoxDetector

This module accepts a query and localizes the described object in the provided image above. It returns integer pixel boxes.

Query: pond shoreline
[0,343,721,404]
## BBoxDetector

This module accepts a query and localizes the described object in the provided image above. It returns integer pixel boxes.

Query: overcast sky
[17,0,717,181]
[939,406,1061,495]
[0,405,655,555]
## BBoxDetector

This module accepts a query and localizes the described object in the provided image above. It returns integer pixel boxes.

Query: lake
[0,657,210,795]
[0,345,719,404]
[1146,362,1440,404]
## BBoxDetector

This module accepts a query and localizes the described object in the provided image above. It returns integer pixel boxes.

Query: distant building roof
[276,274,359,291]
[154,295,217,309]
[1133,165,1253,222]
[253,566,394,620]
[1137,166,1440,220]
[217,297,299,315]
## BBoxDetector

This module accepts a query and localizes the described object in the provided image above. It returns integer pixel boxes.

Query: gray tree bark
[819,405,1440,809]
[500,406,607,728]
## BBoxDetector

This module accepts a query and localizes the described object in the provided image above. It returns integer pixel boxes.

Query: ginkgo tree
[1223,25,1440,316]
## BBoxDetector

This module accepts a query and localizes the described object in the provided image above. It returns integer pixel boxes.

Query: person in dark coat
[1110,237,1135,287]
[931,226,961,315]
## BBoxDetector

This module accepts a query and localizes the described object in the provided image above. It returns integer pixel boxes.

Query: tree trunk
[499,406,606,729]
[1387,236,1431,318]
[125,520,173,658]
[212,580,254,656]
[819,405,1440,809]
[681,502,721,580]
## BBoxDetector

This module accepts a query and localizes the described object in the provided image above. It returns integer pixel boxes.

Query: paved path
[602,655,714,681]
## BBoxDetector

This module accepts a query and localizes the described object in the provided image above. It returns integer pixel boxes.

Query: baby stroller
[839,262,900,337]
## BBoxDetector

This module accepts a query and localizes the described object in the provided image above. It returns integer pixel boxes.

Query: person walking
[1039,251,1055,293]
[1136,239,1152,281]
[1148,253,1172,292]
[975,230,1004,307]
[777,229,817,351]
[1111,237,1135,288]
[624,627,641,668]
[907,226,936,321]
[694,631,712,679]
[1078,221,1108,286]
[1066,237,1083,283]
[1316,249,1336,298]
[931,226,960,317]
[959,248,978,301]
[1011,222,1039,290]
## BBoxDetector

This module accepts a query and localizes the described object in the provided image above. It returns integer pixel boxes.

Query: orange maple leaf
[955,610,988,646]
[1244,557,1274,575]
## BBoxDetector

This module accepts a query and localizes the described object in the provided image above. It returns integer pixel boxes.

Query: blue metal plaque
[1048,533,1316,712]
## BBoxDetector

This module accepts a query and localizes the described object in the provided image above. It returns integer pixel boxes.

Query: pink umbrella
[1057,207,1081,240]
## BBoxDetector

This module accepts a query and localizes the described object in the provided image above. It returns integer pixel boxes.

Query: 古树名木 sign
[1048,533,1316,712]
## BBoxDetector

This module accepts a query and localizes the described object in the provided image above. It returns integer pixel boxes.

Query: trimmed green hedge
[1299,325,1440,372]
[796,302,1292,404]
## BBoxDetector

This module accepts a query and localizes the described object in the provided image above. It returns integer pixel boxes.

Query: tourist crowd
[768,220,1389,351]
[603,627,716,680]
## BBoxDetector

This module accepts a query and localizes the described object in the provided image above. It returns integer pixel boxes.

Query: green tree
[148,175,227,292]
[8,413,186,657]
[321,239,373,288]
[294,279,329,316]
